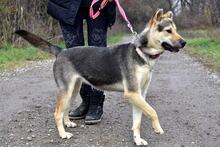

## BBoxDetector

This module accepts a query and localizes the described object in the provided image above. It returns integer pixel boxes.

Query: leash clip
[132,31,139,40]
[127,22,138,38]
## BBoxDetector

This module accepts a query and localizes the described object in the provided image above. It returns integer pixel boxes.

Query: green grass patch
[0,44,51,70]
[186,37,220,73]
[108,33,125,44]
[0,34,125,70]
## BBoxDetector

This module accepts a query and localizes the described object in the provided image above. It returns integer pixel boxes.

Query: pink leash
[90,0,108,19]
[90,0,137,36]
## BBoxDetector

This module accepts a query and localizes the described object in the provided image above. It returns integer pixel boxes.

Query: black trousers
[59,6,108,106]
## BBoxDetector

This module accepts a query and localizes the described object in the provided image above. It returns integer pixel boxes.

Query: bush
[207,28,220,42]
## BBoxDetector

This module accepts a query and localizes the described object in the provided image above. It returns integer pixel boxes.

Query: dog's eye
[166,30,172,34]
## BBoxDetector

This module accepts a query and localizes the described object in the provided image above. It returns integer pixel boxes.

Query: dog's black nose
[180,39,186,48]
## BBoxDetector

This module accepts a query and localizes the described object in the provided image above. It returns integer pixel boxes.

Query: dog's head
[139,9,186,55]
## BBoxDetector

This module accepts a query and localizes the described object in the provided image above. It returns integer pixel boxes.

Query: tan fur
[147,9,184,51]
[54,77,81,139]
[124,91,164,134]
[162,11,173,19]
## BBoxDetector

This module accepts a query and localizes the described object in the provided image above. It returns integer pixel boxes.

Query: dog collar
[148,53,161,59]
[136,47,149,62]
[136,47,161,60]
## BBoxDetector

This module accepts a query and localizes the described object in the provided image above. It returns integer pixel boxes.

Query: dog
[16,9,186,146]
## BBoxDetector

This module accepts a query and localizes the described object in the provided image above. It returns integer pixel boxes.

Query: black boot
[85,89,105,125]
[69,102,89,119]
[85,104,104,124]
[69,84,91,120]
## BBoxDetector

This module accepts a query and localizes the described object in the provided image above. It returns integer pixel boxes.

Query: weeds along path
[0,37,220,147]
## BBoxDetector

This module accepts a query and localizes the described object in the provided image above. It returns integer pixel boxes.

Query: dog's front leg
[132,74,153,146]
[132,105,148,146]
[141,72,152,98]
[125,91,164,136]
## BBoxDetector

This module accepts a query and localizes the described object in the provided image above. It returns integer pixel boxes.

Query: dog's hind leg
[63,79,82,128]
[54,75,78,139]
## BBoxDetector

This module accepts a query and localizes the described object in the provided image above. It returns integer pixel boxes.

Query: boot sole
[84,114,103,125]
[69,115,86,120]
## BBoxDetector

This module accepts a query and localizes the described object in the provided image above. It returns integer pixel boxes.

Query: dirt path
[0,39,220,147]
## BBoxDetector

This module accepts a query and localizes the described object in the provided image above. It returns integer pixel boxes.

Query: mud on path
[0,41,220,147]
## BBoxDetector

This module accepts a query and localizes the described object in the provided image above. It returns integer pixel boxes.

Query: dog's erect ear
[163,11,173,20]
[148,9,164,27]
[153,9,164,22]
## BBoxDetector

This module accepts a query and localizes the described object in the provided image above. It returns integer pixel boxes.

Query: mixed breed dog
[16,9,186,146]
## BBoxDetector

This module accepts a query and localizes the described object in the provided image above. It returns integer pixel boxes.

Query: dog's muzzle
[162,39,186,52]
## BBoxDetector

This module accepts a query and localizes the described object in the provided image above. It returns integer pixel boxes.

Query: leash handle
[90,0,108,19]
[90,0,138,37]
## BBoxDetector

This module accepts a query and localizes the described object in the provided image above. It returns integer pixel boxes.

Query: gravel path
[0,39,220,147]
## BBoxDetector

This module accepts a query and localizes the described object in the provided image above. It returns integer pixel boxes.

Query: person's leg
[84,7,108,124]
[59,8,93,120]
[59,19,84,47]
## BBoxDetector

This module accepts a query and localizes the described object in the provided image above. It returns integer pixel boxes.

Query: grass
[0,34,125,70]
[0,44,52,70]
[108,33,125,45]
[186,37,220,73]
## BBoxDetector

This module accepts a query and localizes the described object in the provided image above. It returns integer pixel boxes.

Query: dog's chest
[136,64,152,86]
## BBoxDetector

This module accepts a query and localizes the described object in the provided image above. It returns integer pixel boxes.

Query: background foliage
[0,0,220,45]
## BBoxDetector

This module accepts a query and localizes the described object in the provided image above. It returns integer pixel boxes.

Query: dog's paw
[64,121,77,128]
[59,132,73,139]
[152,121,164,134]
[154,126,164,134]
[134,137,148,146]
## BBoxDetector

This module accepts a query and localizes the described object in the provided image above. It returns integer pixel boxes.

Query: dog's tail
[15,30,62,56]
